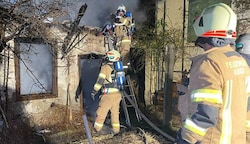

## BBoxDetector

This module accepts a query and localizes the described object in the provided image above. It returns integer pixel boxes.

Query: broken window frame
[14,37,58,101]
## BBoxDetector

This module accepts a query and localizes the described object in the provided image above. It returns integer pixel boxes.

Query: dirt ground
[0,102,180,144]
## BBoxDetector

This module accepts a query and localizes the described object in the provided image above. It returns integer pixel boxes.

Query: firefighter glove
[175,128,189,144]
[175,128,201,144]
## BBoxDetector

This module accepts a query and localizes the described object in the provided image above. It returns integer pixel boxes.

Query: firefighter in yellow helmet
[92,50,122,135]
[114,4,133,66]
[176,3,250,144]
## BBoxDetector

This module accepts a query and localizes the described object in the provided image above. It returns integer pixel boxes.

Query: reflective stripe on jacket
[181,45,250,144]
[93,64,113,92]
[102,87,119,94]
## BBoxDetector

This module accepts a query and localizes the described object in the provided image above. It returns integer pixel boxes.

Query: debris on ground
[0,103,176,144]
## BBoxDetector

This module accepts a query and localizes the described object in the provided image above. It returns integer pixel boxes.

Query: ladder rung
[122,75,142,126]
[124,95,132,97]
[125,104,134,107]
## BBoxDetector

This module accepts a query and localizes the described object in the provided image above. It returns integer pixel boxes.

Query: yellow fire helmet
[193,3,237,39]
[107,50,121,62]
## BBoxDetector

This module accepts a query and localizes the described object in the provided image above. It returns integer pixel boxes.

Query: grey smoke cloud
[67,0,144,28]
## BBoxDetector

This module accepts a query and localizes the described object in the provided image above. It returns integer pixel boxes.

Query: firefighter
[176,3,250,144]
[236,33,250,65]
[98,23,114,36]
[177,69,190,122]
[114,4,133,67]
[91,50,122,135]
[235,33,250,143]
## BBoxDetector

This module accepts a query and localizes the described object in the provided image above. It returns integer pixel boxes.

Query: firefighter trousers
[117,36,131,66]
[94,92,122,133]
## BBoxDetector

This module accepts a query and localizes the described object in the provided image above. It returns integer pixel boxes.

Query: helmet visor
[117,11,125,16]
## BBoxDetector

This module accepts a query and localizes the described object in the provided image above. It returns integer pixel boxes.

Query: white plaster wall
[0,27,106,116]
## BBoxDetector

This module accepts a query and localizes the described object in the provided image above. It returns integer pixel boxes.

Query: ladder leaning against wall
[121,75,142,127]
[104,33,117,52]
[103,31,141,126]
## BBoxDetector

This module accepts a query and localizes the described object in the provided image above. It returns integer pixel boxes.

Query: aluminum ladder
[104,34,116,52]
[121,75,142,127]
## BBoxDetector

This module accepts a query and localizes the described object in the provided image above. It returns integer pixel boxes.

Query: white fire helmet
[107,50,121,62]
[236,33,250,54]
[117,4,126,13]
[193,3,237,39]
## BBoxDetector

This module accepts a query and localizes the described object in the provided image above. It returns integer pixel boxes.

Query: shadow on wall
[129,48,146,106]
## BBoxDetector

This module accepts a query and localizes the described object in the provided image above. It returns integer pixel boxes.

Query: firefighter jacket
[114,16,132,47]
[93,63,119,94]
[180,45,250,144]
[239,53,250,143]
[93,63,122,133]
[114,16,132,37]
[114,16,132,65]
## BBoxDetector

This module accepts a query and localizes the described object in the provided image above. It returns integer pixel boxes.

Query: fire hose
[123,92,176,142]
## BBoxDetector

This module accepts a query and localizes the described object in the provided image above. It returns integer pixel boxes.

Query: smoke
[67,0,145,28]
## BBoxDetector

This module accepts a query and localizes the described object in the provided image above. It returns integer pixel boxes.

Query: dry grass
[0,103,176,144]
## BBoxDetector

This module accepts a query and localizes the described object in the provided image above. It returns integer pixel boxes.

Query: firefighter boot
[94,125,112,136]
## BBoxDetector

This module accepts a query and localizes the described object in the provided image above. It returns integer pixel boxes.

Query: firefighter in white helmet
[92,50,122,135]
[114,4,133,67]
[236,33,250,65]
[236,33,250,143]
[116,4,127,16]
[176,3,250,144]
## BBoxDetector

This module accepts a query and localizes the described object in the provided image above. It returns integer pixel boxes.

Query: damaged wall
[0,26,106,123]
[0,0,144,128]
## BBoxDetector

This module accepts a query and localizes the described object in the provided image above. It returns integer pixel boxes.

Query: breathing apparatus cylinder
[126,11,132,18]
[125,11,134,35]
[113,60,126,90]
[117,71,125,86]
[114,60,123,70]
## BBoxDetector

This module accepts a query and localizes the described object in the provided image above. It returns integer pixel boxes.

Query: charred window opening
[14,37,57,101]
